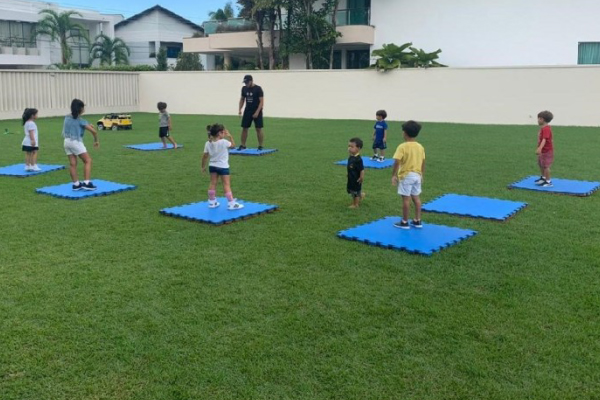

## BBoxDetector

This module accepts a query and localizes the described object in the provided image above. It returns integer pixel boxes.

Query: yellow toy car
[97,113,132,131]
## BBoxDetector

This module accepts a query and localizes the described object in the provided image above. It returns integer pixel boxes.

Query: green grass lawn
[1,113,599,400]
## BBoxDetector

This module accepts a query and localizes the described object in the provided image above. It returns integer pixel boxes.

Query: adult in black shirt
[237,75,265,150]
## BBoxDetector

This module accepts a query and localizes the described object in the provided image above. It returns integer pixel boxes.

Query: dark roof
[115,5,203,32]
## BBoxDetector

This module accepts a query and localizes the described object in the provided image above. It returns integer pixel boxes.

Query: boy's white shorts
[64,138,87,156]
[398,172,422,196]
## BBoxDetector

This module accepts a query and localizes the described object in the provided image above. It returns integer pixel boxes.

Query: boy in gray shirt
[157,102,178,149]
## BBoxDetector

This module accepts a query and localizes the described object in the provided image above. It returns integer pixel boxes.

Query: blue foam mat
[0,163,65,177]
[160,197,278,225]
[335,156,394,169]
[36,179,136,199]
[338,216,477,256]
[508,176,600,197]
[422,194,527,221]
[125,143,183,151]
[229,148,278,156]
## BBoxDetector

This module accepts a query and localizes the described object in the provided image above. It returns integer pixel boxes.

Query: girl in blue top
[62,99,99,191]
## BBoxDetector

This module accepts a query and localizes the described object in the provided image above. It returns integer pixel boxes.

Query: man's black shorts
[241,110,264,129]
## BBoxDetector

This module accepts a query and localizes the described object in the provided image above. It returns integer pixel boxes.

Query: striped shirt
[62,115,89,141]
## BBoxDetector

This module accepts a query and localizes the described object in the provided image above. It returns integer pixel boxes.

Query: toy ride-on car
[97,114,133,131]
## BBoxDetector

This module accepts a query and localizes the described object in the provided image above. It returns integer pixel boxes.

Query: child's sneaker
[82,181,97,191]
[378,156,385,162]
[208,200,220,208]
[31,165,41,171]
[257,146,264,151]
[534,176,546,185]
[227,201,244,210]
[24,165,32,172]
[237,145,246,151]
[540,180,553,188]
[371,155,378,161]
[411,219,423,228]
[72,182,84,191]
[393,220,410,229]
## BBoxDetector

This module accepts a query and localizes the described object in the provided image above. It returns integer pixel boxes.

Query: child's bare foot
[361,192,366,199]
[173,143,178,149]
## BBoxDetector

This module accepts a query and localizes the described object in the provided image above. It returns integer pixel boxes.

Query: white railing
[0,70,139,119]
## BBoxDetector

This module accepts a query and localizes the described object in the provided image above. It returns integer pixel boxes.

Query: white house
[0,0,123,69]
[114,5,204,68]
[185,0,600,69]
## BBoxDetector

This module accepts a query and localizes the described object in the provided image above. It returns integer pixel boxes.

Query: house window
[166,45,182,58]
[149,41,156,58]
[578,42,600,65]
[69,28,90,66]
[346,49,370,69]
[0,20,37,48]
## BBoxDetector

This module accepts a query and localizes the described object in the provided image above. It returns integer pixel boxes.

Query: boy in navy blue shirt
[372,110,388,162]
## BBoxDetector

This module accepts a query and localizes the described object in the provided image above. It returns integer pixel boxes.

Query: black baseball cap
[243,74,253,83]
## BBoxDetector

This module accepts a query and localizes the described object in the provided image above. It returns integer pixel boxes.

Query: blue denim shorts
[209,166,230,176]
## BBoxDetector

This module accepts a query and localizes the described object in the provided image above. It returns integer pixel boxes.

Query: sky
[22,0,234,24]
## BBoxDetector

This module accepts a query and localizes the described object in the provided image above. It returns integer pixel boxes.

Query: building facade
[114,6,204,68]
[184,0,600,70]
[0,0,122,69]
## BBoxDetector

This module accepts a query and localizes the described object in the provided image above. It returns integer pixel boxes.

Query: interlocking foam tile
[125,143,183,151]
[335,156,394,169]
[338,216,477,256]
[508,176,600,197]
[0,164,65,177]
[36,179,136,200]
[160,197,278,225]
[228,148,278,156]
[422,194,527,221]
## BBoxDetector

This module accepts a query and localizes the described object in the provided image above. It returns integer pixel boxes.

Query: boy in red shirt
[535,110,554,187]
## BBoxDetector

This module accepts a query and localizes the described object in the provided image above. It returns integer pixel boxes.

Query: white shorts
[398,172,422,196]
[64,138,87,156]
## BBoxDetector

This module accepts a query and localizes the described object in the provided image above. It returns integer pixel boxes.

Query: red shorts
[538,151,554,169]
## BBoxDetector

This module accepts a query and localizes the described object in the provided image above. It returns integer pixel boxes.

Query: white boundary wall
[0,70,139,120]
[139,67,600,126]
[1,67,600,126]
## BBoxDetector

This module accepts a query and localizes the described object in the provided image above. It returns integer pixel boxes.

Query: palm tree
[90,34,130,66]
[209,2,235,21]
[33,9,89,65]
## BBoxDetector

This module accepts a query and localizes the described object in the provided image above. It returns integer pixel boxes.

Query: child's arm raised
[224,129,236,148]
[85,124,100,148]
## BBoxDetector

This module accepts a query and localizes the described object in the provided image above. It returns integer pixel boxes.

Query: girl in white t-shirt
[201,124,244,210]
[22,108,40,171]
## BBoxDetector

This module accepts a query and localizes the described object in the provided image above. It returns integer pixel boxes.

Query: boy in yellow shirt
[391,121,425,229]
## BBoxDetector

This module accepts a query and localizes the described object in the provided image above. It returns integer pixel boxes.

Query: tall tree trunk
[255,11,265,70]
[60,34,68,64]
[304,1,313,69]
[329,0,340,69]
[268,9,276,70]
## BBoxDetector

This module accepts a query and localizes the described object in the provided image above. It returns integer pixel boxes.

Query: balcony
[185,7,373,54]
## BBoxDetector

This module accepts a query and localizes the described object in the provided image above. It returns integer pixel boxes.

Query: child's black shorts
[159,127,170,138]
[22,145,39,152]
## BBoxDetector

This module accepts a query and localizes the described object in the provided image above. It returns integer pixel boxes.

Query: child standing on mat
[347,137,365,209]
[392,121,425,229]
[62,99,99,191]
[22,108,40,172]
[157,102,177,149]
[202,124,244,210]
[372,110,388,162]
[535,110,554,187]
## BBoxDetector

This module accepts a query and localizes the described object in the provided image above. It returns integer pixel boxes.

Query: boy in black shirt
[347,137,365,209]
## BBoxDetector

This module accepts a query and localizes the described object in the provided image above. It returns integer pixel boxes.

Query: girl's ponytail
[70,99,85,119]
[22,108,38,125]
